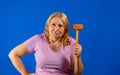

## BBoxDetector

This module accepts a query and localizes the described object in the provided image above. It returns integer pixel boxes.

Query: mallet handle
[76,29,79,44]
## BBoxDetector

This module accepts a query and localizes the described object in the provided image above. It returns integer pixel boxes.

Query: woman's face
[49,17,65,39]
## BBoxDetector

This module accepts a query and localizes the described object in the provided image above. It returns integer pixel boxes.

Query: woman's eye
[58,24,63,28]
[52,23,56,26]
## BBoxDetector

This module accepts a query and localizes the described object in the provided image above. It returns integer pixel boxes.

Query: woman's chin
[53,35,61,39]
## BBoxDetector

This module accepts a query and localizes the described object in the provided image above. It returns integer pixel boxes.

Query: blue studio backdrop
[0,0,120,75]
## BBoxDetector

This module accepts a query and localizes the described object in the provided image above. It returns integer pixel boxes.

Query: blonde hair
[44,12,70,46]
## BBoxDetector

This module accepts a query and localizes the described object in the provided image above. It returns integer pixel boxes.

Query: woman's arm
[8,43,34,75]
[71,44,84,75]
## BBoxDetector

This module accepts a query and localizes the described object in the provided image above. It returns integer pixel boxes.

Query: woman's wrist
[21,71,29,75]
[77,54,81,58]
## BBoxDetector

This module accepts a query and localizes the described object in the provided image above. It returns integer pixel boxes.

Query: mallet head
[72,24,83,30]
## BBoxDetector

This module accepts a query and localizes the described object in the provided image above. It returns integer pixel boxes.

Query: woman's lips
[53,31,60,34]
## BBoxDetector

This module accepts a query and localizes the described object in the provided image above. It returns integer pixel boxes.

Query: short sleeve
[69,37,76,50]
[23,34,39,53]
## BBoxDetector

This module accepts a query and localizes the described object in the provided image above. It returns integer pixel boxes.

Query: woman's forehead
[50,17,63,24]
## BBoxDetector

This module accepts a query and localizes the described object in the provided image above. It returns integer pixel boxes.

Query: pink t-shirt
[23,33,76,75]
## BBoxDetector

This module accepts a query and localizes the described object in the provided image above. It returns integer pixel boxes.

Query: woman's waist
[36,67,71,75]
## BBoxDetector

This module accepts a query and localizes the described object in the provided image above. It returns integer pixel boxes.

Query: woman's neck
[49,36,62,44]
[49,36,62,51]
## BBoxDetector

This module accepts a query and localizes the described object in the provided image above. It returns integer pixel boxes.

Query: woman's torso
[24,33,75,75]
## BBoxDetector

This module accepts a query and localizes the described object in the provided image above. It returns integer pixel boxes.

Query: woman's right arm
[8,43,35,75]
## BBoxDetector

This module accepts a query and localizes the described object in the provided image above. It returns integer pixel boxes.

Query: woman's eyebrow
[58,24,63,26]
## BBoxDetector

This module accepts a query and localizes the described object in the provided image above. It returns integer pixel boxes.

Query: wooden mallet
[73,24,83,44]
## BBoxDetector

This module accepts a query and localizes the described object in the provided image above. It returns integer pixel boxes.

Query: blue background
[0,0,120,75]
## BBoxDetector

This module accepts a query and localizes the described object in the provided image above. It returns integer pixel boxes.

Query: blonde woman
[8,12,84,75]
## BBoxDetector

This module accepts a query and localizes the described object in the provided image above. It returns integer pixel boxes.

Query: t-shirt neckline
[43,33,63,53]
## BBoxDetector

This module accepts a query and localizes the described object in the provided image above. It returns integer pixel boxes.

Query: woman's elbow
[8,51,14,59]
[74,70,83,75]
[81,64,84,72]
[79,65,84,75]
[8,50,18,60]
[74,65,84,75]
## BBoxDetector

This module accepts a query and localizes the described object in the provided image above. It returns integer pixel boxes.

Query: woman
[8,12,84,75]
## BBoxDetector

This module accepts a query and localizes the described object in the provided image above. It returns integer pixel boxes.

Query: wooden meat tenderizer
[72,24,83,44]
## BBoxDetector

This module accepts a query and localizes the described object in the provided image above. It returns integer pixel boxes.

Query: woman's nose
[54,25,60,30]
[54,28,60,32]
[54,27,60,32]
[55,30,60,33]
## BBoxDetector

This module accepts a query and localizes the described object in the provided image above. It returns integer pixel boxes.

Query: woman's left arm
[71,44,84,75]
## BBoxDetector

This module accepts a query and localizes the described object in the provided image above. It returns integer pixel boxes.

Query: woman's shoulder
[34,33,45,38]
[68,36,76,44]
[33,33,46,40]
[68,36,75,41]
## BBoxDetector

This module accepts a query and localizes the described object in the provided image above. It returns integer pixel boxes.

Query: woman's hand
[73,44,82,57]
[29,73,37,75]
[22,73,37,75]
[71,44,83,75]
